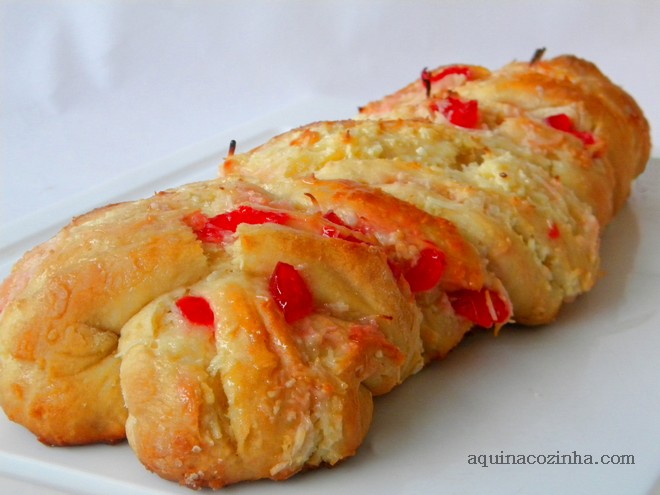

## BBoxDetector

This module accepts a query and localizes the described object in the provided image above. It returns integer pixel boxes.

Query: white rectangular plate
[1,98,659,495]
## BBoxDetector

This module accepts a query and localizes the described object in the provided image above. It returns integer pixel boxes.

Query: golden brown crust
[315,158,600,325]
[0,199,208,444]
[0,53,650,489]
[265,178,500,358]
[222,118,600,325]
[272,178,488,292]
[119,225,423,489]
[0,178,275,445]
[357,54,651,226]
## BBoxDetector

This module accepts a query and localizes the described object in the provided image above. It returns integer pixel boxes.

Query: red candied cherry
[421,65,473,96]
[176,295,215,327]
[323,210,348,227]
[321,211,365,243]
[431,65,473,83]
[269,262,314,323]
[439,96,480,129]
[403,246,447,293]
[187,206,290,244]
[545,113,596,146]
[448,288,510,328]
[548,222,561,239]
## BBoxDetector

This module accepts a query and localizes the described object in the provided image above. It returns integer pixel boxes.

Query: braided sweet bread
[0,52,650,489]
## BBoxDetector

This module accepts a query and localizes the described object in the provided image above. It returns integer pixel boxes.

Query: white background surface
[2,0,659,224]
[1,1,659,494]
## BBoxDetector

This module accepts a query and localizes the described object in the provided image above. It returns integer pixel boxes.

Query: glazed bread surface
[357,55,651,225]
[0,53,650,489]
[224,118,601,324]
